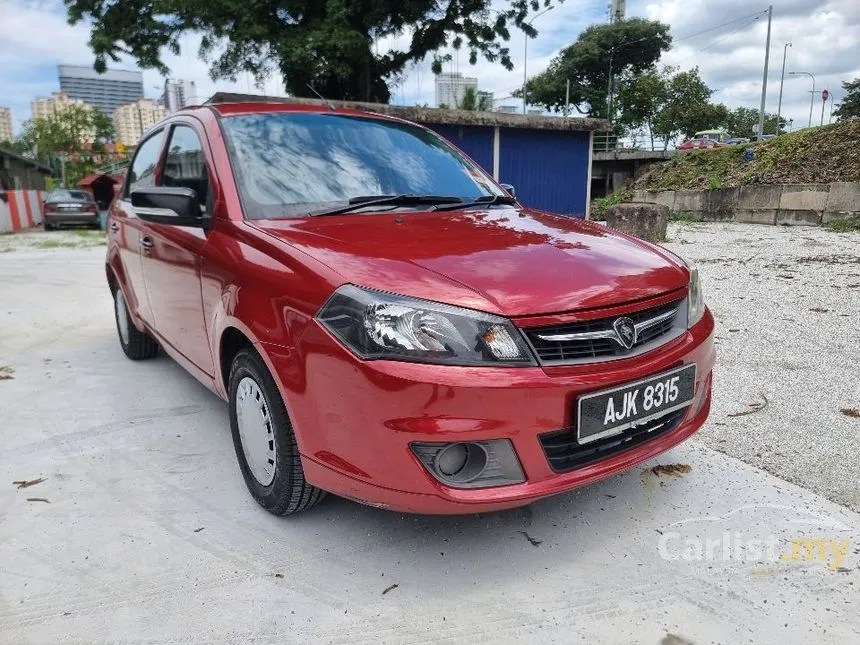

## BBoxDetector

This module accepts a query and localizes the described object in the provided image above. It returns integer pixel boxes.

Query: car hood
[252,207,688,317]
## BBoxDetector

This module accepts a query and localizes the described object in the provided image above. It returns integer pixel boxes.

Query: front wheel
[113,288,158,360]
[228,348,325,515]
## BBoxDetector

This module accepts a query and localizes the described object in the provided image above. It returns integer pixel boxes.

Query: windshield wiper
[308,194,464,217]
[431,194,517,212]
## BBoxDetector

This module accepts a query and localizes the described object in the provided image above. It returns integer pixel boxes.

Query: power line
[673,13,766,65]
[672,9,769,44]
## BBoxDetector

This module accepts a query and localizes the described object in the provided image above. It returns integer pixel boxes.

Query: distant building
[0,107,13,142]
[59,65,144,117]
[161,79,198,112]
[435,72,478,108]
[31,91,90,120]
[30,92,95,142]
[496,105,519,114]
[113,99,168,145]
[477,91,494,109]
[527,108,544,116]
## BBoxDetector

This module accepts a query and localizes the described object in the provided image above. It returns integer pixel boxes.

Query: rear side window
[162,125,209,210]
[48,189,91,201]
[126,131,165,196]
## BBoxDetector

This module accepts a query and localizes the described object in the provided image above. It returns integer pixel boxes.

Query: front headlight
[686,262,705,327]
[316,285,536,366]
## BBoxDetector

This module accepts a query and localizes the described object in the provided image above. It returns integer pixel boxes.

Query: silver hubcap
[115,291,130,345]
[236,377,276,486]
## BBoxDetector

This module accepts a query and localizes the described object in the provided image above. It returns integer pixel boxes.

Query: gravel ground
[0,228,106,252]
[663,222,860,511]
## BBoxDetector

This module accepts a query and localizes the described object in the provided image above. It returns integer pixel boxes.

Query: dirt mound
[632,120,860,191]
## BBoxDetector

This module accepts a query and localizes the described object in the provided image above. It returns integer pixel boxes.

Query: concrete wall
[629,182,860,226]
[0,190,45,233]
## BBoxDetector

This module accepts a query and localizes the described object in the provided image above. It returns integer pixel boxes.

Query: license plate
[58,203,82,210]
[577,364,697,444]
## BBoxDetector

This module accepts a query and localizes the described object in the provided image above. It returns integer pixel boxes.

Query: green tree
[459,86,478,110]
[722,106,785,138]
[651,67,727,149]
[91,108,115,143]
[615,65,671,150]
[519,18,671,117]
[832,77,860,120]
[65,0,561,104]
[19,104,95,159]
[455,87,493,111]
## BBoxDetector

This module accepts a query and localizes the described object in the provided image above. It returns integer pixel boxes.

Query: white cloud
[0,0,857,134]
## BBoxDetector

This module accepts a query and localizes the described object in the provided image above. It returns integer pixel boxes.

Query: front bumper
[267,308,715,514]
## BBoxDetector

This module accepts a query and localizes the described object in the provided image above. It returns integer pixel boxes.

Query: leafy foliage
[832,77,860,121]
[457,86,493,111]
[826,216,860,233]
[723,106,785,138]
[521,18,671,117]
[650,68,726,149]
[590,192,623,220]
[65,0,561,103]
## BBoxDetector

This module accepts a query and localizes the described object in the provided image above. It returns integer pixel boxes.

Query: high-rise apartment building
[434,72,479,108]
[59,65,143,117]
[113,99,168,145]
[160,79,198,113]
[0,107,13,143]
[31,91,91,120]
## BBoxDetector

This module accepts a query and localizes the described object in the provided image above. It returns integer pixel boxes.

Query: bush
[591,193,623,220]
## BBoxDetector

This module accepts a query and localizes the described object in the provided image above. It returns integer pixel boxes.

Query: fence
[0,190,45,233]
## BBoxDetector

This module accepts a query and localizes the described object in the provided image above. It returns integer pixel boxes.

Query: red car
[106,102,714,515]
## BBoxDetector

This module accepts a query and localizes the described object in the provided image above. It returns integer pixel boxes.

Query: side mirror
[500,183,516,199]
[131,186,207,228]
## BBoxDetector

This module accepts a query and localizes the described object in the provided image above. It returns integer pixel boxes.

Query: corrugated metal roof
[206,93,611,132]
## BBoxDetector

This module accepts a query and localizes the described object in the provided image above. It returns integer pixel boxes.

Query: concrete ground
[0,225,858,644]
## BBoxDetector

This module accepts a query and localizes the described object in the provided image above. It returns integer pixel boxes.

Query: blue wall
[498,128,590,218]
[429,125,495,176]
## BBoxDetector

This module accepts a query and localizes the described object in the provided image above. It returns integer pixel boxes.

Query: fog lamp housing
[411,439,525,488]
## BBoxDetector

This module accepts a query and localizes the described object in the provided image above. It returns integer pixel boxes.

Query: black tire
[113,288,158,360]
[228,347,326,515]
[44,222,53,231]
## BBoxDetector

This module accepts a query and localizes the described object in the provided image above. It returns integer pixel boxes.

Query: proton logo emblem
[612,317,637,351]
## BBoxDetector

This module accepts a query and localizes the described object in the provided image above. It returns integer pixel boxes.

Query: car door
[137,120,216,376]
[111,129,166,326]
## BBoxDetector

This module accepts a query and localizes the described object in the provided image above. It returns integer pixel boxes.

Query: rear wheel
[113,288,158,360]
[228,348,325,515]
[44,222,53,231]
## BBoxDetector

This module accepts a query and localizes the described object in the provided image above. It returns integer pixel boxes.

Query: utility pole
[776,42,791,133]
[522,7,554,114]
[756,5,773,139]
[564,79,570,117]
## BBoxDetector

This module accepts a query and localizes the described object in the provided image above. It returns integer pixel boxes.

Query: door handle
[110,222,119,232]
[138,237,154,249]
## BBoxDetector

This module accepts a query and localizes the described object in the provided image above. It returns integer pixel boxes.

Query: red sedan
[106,102,714,515]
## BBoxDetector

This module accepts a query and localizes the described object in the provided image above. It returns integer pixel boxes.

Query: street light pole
[522,6,554,114]
[820,91,827,126]
[788,71,815,128]
[756,5,773,140]
[776,42,791,133]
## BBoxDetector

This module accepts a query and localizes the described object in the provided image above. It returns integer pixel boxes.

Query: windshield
[221,112,504,219]
[48,189,91,201]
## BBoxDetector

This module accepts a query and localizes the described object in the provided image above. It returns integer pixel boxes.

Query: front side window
[162,125,209,210]
[221,112,504,219]
[126,131,165,196]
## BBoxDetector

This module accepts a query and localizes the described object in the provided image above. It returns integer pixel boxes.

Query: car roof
[204,102,396,122]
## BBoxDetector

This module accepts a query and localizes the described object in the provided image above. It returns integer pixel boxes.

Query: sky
[0,0,858,136]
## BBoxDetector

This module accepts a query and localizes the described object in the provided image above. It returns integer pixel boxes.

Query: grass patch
[36,239,79,249]
[71,229,106,238]
[826,217,860,233]
[591,193,623,220]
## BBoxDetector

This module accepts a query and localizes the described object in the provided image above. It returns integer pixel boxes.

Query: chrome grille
[522,298,686,365]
